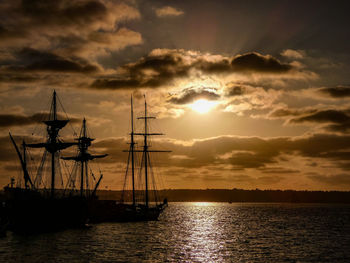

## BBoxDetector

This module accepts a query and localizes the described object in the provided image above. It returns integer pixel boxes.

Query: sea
[0,202,349,263]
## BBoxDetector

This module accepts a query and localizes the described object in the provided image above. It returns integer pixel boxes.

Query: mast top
[44,90,69,129]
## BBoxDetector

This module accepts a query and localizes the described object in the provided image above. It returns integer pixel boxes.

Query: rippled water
[1,203,349,262]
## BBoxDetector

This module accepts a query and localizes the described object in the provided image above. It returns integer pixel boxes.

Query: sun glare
[189,99,217,114]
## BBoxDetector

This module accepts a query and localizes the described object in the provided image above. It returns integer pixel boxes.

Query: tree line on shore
[95,189,350,203]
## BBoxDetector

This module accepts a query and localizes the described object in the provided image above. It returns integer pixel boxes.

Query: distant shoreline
[1,188,349,203]
[96,189,350,203]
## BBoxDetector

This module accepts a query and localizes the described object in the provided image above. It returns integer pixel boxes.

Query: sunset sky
[1,0,350,190]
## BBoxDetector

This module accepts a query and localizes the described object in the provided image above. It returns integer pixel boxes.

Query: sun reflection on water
[192,202,216,207]
[178,202,230,262]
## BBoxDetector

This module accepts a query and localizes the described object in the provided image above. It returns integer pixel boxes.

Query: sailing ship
[119,95,169,220]
[90,96,169,222]
[4,91,169,232]
[4,91,106,233]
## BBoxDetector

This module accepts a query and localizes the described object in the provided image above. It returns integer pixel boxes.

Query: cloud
[268,108,317,118]
[258,167,299,174]
[231,52,292,73]
[0,0,142,85]
[0,73,41,83]
[267,106,350,134]
[225,85,247,97]
[326,122,350,134]
[217,150,277,168]
[155,6,184,17]
[0,112,80,127]
[3,132,350,189]
[318,86,350,98]
[288,109,350,133]
[92,137,127,163]
[168,87,220,104]
[90,49,302,90]
[223,85,282,115]
[85,28,142,56]
[290,109,350,124]
[0,0,140,38]
[93,133,350,172]
[280,49,305,59]
[3,48,100,73]
[91,49,193,89]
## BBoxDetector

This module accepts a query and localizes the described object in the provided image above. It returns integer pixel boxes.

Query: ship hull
[89,200,167,223]
[4,187,88,234]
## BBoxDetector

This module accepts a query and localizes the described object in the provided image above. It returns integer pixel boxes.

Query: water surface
[0,203,349,262]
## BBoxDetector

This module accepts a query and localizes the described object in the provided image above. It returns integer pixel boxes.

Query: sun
[189,99,217,114]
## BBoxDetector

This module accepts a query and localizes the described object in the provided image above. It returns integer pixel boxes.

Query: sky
[0,0,350,190]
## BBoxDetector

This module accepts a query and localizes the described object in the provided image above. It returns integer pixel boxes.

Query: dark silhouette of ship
[89,95,169,222]
[4,91,107,234]
[3,91,169,233]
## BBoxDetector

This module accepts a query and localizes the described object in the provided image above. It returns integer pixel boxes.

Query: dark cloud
[290,109,350,124]
[225,85,246,96]
[195,58,232,73]
[91,50,191,89]
[188,133,350,171]
[0,0,141,88]
[93,133,350,172]
[318,86,350,98]
[268,107,350,134]
[269,108,317,118]
[224,151,276,169]
[289,109,350,133]
[258,167,299,174]
[169,88,220,105]
[0,24,24,40]
[4,48,99,73]
[90,49,297,90]
[0,73,40,83]
[224,84,255,97]
[3,132,350,188]
[316,151,350,162]
[0,112,80,127]
[19,0,107,27]
[231,52,292,73]
[198,52,293,74]
[326,123,350,133]
[0,0,138,39]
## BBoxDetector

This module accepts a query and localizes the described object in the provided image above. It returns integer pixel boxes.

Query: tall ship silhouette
[90,95,169,222]
[4,91,106,233]
[3,91,169,233]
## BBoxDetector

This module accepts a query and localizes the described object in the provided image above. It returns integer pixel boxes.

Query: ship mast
[26,91,77,197]
[130,96,136,206]
[135,96,170,208]
[9,133,34,189]
[62,118,107,197]
[122,95,136,206]
[51,91,57,196]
